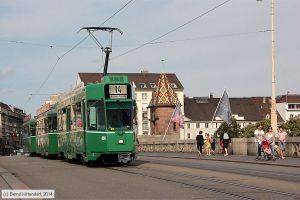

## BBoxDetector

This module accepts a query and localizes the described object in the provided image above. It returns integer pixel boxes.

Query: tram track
[108,165,255,200]
[107,161,300,200]
[140,154,300,182]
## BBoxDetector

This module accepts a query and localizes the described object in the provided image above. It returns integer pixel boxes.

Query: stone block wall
[137,137,300,157]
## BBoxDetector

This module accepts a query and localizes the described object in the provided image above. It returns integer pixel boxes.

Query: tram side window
[66,107,71,131]
[58,108,67,132]
[88,101,105,130]
[72,103,82,131]
[48,117,57,132]
[44,118,48,134]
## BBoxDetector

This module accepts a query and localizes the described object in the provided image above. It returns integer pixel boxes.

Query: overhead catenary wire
[99,0,135,27]
[23,0,135,108]
[111,0,232,61]
[148,29,271,45]
[23,35,89,107]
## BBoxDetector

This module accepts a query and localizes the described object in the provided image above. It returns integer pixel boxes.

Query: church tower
[148,74,181,135]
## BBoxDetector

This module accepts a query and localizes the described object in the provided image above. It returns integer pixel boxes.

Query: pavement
[0,159,30,190]
[1,153,299,190]
[138,152,300,168]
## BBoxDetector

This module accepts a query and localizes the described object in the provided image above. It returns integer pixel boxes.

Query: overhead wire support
[112,0,232,60]
[79,27,123,76]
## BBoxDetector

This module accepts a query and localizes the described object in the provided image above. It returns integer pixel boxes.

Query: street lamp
[257,0,277,131]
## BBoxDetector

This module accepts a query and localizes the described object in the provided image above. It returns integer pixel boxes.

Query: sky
[0,0,299,115]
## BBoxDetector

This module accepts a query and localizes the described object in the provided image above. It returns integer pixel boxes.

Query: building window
[142,93,147,100]
[205,123,209,128]
[142,103,148,112]
[296,104,300,109]
[288,104,295,109]
[139,83,147,89]
[150,83,156,88]
[142,112,148,120]
[266,114,270,119]
[187,133,190,139]
[142,122,148,130]
[187,123,190,129]
[170,83,177,88]
[196,123,200,128]
[290,114,294,119]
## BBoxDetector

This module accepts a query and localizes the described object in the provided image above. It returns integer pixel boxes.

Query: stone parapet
[137,137,300,157]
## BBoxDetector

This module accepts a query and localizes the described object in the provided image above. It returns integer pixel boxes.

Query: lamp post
[270,0,278,132]
[257,0,277,131]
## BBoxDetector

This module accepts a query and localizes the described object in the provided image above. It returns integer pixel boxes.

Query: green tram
[23,119,37,156]
[57,75,135,164]
[36,107,58,157]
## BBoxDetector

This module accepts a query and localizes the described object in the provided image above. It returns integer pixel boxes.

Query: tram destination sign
[108,85,127,99]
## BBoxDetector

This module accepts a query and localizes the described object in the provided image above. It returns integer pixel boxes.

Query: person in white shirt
[254,125,265,160]
[223,132,230,156]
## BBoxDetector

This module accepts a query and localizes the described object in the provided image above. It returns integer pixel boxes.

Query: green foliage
[215,118,241,138]
[282,117,300,137]
[240,119,271,138]
[240,124,256,138]
[258,119,271,131]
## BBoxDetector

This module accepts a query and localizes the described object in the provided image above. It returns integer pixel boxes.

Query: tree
[240,124,256,138]
[240,119,270,138]
[282,117,300,137]
[215,118,241,138]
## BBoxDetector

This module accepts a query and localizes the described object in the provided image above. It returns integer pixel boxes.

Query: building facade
[183,95,283,139]
[276,94,300,121]
[76,71,184,136]
[0,102,26,155]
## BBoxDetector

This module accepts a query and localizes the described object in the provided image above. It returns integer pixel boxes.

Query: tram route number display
[109,85,127,99]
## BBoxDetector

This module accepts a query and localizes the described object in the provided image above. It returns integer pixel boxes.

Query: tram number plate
[109,85,127,98]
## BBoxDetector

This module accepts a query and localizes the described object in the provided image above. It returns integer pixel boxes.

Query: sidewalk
[138,152,300,168]
[0,166,29,190]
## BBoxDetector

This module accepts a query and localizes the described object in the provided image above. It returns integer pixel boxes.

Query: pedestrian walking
[204,133,211,156]
[276,126,288,159]
[223,131,230,156]
[254,124,265,160]
[196,131,204,156]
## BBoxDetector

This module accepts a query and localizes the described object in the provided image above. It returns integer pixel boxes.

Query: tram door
[66,107,71,154]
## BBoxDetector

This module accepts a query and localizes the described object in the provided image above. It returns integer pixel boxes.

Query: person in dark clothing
[211,135,216,155]
[223,132,231,156]
[196,131,204,156]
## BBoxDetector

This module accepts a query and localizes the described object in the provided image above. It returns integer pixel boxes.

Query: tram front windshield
[107,109,131,130]
[88,101,132,130]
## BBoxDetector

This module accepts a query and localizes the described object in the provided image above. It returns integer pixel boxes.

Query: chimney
[141,70,149,74]
[210,93,213,99]
[263,97,266,104]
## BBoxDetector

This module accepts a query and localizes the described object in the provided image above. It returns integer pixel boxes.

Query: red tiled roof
[184,96,284,122]
[78,72,184,90]
[276,94,300,103]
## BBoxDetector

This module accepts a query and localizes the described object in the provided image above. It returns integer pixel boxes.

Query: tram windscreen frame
[87,101,106,130]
